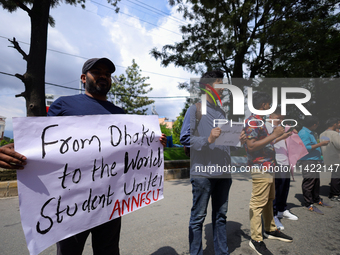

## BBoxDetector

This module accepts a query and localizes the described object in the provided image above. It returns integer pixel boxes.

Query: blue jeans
[189,178,232,255]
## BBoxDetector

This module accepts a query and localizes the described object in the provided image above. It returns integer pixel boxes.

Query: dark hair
[199,70,224,90]
[273,106,281,115]
[303,116,319,127]
[252,92,272,109]
[325,118,339,128]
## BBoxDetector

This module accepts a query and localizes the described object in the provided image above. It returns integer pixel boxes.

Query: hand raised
[273,126,285,138]
[208,127,221,144]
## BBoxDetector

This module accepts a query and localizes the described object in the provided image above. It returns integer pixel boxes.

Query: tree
[160,123,172,137]
[172,115,183,145]
[110,59,154,115]
[0,0,120,117]
[172,86,190,145]
[151,0,340,119]
[152,0,339,79]
[261,3,340,78]
[0,138,14,147]
[256,9,340,130]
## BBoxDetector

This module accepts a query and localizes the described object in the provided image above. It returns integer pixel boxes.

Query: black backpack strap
[193,102,202,135]
[184,103,202,158]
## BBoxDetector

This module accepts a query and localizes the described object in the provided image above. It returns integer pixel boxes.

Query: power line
[125,0,188,26]
[116,0,184,26]
[91,0,182,36]
[60,79,80,85]
[0,71,81,91]
[0,71,15,77]
[0,70,189,98]
[81,5,179,44]
[0,35,189,81]
[110,94,188,99]
[134,0,189,25]
[0,35,88,60]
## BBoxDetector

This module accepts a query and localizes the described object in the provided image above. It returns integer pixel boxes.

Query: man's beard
[85,77,111,96]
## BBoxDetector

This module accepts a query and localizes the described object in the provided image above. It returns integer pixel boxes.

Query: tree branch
[14,73,25,82]
[14,0,32,15]
[15,92,26,98]
[8,37,28,60]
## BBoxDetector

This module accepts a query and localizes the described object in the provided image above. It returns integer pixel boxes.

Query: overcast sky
[0,0,195,138]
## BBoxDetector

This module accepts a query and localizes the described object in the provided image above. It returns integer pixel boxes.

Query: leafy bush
[0,139,14,147]
[160,123,172,136]
[163,147,189,160]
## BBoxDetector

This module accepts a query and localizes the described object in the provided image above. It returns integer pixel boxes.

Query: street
[1,173,339,255]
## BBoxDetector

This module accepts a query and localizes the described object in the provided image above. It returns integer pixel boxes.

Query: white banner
[13,114,164,255]
[215,122,244,146]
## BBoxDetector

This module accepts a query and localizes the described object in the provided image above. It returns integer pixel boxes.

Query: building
[45,94,61,113]
[158,117,174,129]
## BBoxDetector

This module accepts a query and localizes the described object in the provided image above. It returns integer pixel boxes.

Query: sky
[0,0,194,138]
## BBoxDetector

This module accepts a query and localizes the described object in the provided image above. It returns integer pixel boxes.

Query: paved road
[1,173,340,255]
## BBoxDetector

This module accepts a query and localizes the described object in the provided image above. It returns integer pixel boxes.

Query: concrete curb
[0,160,191,198]
[164,168,190,180]
[164,159,190,169]
[0,181,18,197]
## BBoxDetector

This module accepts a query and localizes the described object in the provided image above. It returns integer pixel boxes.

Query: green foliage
[110,59,155,115]
[0,139,14,146]
[152,0,340,121]
[160,123,172,136]
[172,85,190,144]
[152,0,289,78]
[151,1,340,78]
[163,147,189,160]
[172,115,184,145]
[262,5,340,78]
[255,8,340,131]
[256,78,340,134]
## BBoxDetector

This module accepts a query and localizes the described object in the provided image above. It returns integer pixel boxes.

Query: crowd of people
[180,72,340,255]
[0,61,339,255]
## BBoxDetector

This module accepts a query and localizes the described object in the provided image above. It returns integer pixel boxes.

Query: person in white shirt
[265,108,298,231]
[320,118,340,202]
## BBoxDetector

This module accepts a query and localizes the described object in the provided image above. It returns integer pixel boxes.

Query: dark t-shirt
[46,94,124,244]
[244,114,276,167]
[47,94,125,116]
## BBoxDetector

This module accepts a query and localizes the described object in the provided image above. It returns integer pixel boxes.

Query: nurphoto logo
[200,84,312,116]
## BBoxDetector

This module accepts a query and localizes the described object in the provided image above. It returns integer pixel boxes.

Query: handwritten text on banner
[215,122,244,146]
[13,114,164,255]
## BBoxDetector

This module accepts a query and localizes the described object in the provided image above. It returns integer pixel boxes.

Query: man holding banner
[0,57,166,255]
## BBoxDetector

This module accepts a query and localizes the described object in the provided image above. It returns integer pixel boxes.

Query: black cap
[82,58,116,74]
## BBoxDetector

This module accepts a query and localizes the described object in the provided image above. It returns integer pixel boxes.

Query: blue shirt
[298,126,322,161]
[180,101,231,177]
[47,94,125,116]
